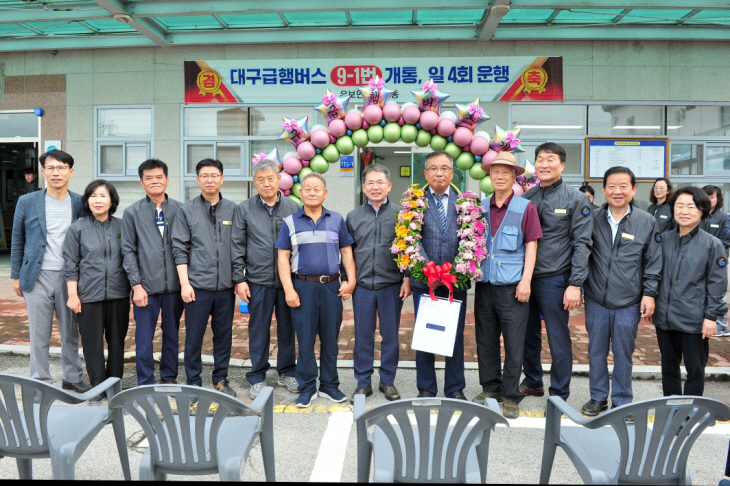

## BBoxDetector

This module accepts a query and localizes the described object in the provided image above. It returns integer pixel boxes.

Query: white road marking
[310,410,354,482]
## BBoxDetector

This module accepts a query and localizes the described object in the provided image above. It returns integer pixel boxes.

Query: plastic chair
[540,395,730,485]
[354,395,509,483]
[0,374,130,480]
[108,384,275,481]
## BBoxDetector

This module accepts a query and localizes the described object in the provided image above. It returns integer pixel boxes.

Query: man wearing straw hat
[472,151,542,418]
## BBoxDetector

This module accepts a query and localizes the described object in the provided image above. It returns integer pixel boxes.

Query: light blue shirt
[607,205,631,245]
[430,187,450,211]
[367,197,388,216]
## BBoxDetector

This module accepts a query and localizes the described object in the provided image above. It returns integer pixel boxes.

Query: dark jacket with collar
[11,189,83,292]
[653,226,728,334]
[584,204,662,309]
[522,178,593,286]
[346,199,403,290]
[231,195,300,288]
[647,202,675,233]
[121,194,182,295]
[700,208,730,249]
[63,215,130,303]
[171,194,236,291]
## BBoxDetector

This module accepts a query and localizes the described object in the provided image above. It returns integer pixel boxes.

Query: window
[511,104,586,137]
[587,105,664,137]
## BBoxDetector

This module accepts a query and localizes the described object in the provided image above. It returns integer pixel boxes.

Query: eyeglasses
[426,166,453,174]
[198,174,222,181]
[43,165,69,174]
[364,181,389,187]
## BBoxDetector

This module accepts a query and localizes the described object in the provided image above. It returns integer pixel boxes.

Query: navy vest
[480,195,529,285]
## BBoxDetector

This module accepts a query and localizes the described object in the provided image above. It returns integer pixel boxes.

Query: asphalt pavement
[0,354,728,483]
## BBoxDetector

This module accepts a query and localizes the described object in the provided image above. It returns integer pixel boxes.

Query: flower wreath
[392,185,487,301]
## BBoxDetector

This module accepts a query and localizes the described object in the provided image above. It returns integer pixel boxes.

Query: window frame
[94,105,154,181]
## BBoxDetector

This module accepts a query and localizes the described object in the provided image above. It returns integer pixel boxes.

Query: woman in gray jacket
[64,180,130,403]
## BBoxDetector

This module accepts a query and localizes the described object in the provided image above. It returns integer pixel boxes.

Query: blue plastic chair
[354,395,509,483]
[540,395,730,485]
[0,374,130,480]
[108,384,275,481]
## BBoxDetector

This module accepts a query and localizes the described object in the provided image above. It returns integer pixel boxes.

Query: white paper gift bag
[411,295,462,357]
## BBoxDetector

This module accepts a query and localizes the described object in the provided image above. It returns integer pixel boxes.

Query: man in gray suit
[11,150,89,392]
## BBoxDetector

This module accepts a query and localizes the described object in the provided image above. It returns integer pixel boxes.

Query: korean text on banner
[411,295,462,357]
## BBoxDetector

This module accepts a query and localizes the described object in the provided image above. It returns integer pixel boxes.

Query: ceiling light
[393,151,412,154]
[612,125,659,129]
[490,4,511,17]
[114,13,132,24]
[515,125,583,129]
[667,126,682,129]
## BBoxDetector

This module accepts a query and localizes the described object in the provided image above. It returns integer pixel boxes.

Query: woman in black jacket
[649,187,727,397]
[702,185,730,337]
[647,177,674,232]
[64,180,130,403]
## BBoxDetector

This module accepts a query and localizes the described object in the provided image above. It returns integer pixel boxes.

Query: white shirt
[430,187,450,208]
[607,205,631,245]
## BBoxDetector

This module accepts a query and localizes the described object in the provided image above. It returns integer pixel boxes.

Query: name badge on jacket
[621,233,635,240]
[554,208,567,214]
[222,221,233,225]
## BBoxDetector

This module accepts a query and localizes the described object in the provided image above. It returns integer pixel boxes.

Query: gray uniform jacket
[171,194,236,292]
[584,205,662,309]
[231,195,299,288]
[522,178,593,286]
[121,195,182,295]
[63,215,130,303]
[700,209,730,249]
[647,202,675,233]
[653,227,728,334]
[345,199,403,290]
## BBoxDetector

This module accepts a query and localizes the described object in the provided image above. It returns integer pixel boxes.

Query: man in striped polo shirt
[276,173,357,408]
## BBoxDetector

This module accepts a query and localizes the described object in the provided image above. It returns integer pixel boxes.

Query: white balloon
[310,124,328,133]
[474,131,491,142]
[440,111,457,122]
[283,151,299,160]
[400,102,416,109]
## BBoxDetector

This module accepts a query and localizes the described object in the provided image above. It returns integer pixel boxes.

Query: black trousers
[474,282,529,403]
[78,298,130,387]
[655,328,709,396]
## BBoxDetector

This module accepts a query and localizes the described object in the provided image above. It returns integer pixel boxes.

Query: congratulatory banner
[184,57,563,104]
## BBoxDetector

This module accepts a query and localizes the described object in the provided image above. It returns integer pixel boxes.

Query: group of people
[10,145,729,416]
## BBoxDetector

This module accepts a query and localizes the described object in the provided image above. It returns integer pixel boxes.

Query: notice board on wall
[586,138,669,181]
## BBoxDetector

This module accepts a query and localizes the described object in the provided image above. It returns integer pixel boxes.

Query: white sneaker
[250,381,265,399]
[715,330,730,337]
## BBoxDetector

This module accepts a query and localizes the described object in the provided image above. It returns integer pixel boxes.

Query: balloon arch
[251,76,539,205]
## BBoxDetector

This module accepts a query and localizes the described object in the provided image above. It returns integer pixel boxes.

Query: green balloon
[310,155,329,173]
[352,129,369,148]
[415,129,432,147]
[455,152,475,170]
[335,136,354,155]
[367,125,384,144]
[291,182,302,199]
[430,134,447,151]
[298,167,313,183]
[287,194,302,206]
[469,162,488,180]
[479,176,494,194]
[322,144,341,163]
[444,142,462,160]
[400,125,418,144]
[383,123,401,143]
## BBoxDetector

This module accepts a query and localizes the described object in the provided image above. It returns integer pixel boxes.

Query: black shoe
[62,380,92,393]
[582,399,608,417]
[518,382,545,397]
[379,383,401,401]
[611,403,634,425]
[449,390,468,401]
[350,386,373,404]
[214,380,237,398]
[88,393,105,405]
[417,390,435,398]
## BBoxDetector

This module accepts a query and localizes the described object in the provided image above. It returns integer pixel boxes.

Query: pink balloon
[363,105,383,125]
[362,120,370,130]
[328,119,347,138]
[329,134,337,144]
[345,111,363,131]
[470,136,490,155]
[482,150,498,165]
[453,127,473,147]
[311,129,330,149]
[436,118,456,137]
[296,142,316,161]
[382,102,401,122]
[279,172,294,191]
[512,183,524,196]
[283,156,303,174]
[398,116,405,126]
[302,160,310,167]
[283,189,291,196]
[402,105,421,125]
[463,144,470,152]
[420,111,439,131]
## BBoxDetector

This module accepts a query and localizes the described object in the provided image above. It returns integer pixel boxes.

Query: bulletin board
[585,137,669,182]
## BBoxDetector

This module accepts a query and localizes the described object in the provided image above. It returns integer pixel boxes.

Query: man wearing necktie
[411,151,469,400]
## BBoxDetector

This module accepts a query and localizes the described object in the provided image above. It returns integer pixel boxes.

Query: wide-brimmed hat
[481,151,526,176]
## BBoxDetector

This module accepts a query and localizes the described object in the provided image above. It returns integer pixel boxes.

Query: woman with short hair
[64,180,130,403]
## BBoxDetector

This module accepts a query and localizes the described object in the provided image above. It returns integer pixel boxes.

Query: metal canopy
[0,0,729,51]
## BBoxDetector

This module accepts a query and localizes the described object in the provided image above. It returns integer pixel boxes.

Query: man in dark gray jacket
[122,159,183,386]
[232,159,300,399]
[521,142,593,401]
[172,158,237,397]
[347,164,410,404]
[582,167,662,416]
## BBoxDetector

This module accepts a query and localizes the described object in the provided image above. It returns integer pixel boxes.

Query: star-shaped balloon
[358,75,395,109]
[315,89,350,123]
[455,98,491,133]
[490,126,524,153]
[410,79,450,114]
[251,146,281,168]
[277,116,310,148]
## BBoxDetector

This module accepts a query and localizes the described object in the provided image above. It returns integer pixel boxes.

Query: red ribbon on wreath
[423,261,457,303]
